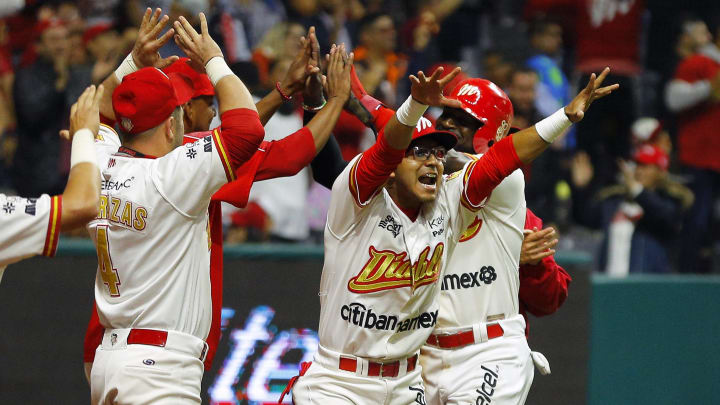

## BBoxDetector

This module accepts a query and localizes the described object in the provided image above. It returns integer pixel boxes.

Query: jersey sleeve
[325,155,374,239]
[441,162,485,243]
[211,144,268,208]
[94,124,122,170]
[464,154,526,220]
[150,129,233,217]
[0,194,61,267]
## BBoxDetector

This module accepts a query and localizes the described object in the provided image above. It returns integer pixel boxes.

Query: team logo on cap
[456,84,481,105]
[121,117,134,132]
[416,116,432,132]
[495,120,509,141]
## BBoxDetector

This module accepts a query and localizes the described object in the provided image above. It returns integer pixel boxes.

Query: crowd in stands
[1,0,719,274]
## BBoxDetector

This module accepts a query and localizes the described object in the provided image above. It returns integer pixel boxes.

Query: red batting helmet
[447,78,513,154]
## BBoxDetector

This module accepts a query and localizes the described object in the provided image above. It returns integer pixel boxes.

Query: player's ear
[183,101,193,126]
[165,115,175,144]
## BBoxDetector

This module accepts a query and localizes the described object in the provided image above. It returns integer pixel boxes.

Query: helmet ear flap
[472,127,492,154]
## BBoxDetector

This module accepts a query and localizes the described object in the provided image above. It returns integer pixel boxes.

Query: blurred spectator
[509,68,566,226]
[253,22,305,88]
[527,0,645,188]
[570,147,693,275]
[0,0,24,19]
[210,0,286,64]
[630,117,672,155]
[12,19,88,196]
[665,17,720,273]
[353,12,406,107]
[526,16,570,121]
[243,59,310,243]
[481,49,514,91]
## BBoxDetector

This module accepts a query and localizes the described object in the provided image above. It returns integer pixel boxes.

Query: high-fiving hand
[409,67,463,108]
[68,85,105,139]
[564,67,619,123]
[173,13,223,67]
[131,8,178,70]
[325,44,353,103]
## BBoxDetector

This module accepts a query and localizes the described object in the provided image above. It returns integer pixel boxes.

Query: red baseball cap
[410,116,458,150]
[633,144,669,170]
[163,58,214,101]
[83,22,114,45]
[112,67,181,135]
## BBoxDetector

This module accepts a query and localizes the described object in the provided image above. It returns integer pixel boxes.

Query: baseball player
[85,11,351,402]
[308,71,571,344]
[0,85,102,282]
[289,65,614,404]
[86,9,270,403]
[419,79,559,405]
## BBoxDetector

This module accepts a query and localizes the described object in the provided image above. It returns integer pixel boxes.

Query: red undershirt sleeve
[518,208,572,316]
[350,130,406,205]
[462,135,523,209]
[217,108,265,171]
[254,127,315,181]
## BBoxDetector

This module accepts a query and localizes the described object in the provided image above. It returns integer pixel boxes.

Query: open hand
[564,67,619,123]
[325,44,353,102]
[131,8,178,69]
[409,66,463,108]
[520,227,558,266]
[68,85,105,138]
[281,26,321,96]
[173,13,223,67]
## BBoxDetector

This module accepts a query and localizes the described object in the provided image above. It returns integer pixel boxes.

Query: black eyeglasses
[407,146,447,162]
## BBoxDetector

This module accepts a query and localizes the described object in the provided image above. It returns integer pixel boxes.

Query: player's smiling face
[436,107,482,154]
[390,138,445,207]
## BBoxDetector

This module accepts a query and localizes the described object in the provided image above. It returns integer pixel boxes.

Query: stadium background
[1,0,720,404]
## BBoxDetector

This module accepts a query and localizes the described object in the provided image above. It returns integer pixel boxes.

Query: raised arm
[252,44,353,182]
[462,68,618,207]
[174,12,264,169]
[99,8,178,121]
[255,27,320,125]
[61,85,104,229]
[511,68,618,164]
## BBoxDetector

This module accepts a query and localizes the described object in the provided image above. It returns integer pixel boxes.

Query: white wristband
[395,96,428,127]
[205,56,234,87]
[114,53,138,82]
[70,128,97,169]
[535,108,572,143]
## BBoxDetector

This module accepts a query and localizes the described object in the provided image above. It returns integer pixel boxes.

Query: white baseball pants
[90,328,206,405]
[420,315,534,405]
[292,345,428,405]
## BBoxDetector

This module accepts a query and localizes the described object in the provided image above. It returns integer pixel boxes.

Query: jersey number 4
[96,225,121,297]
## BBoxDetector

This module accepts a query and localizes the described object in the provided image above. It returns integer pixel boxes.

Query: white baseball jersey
[88,124,235,340]
[436,153,526,330]
[318,155,480,361]
[0,193,61,282]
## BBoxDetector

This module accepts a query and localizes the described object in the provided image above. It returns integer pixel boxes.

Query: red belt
[339,354,418,378]
[426,323,504,349]
[127,329,168,347]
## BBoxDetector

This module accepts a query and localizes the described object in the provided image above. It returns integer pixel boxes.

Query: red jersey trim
[460,160,483,212]
[43,196,62,257]
[212,128,236,182]
[348,155,382,208]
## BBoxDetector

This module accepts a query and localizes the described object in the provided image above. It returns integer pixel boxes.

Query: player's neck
[387,189,421,222]
[124,135,173,158]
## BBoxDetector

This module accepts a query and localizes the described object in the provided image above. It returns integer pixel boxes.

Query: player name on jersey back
[89,125,231,340]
